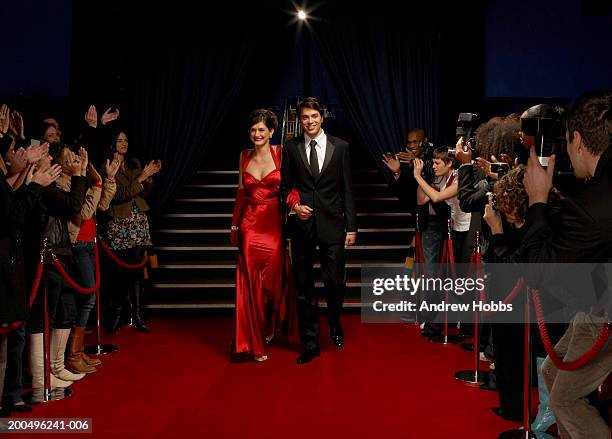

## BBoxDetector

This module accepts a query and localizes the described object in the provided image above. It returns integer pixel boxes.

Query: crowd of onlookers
[0,103,161,420]
[383,90,612,438]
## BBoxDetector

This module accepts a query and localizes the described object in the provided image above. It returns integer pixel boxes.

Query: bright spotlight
[297,10,307,20]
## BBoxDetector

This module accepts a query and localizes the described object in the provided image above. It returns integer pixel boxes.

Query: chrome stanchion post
[85,238,119,356]
[498,289,536,438]
[32,239,72,403]
[431,219,462,345]
[455,232,491,385]
[414,212,420,324]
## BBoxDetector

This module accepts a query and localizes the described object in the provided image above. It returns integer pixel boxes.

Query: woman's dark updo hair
[248,109,278,132]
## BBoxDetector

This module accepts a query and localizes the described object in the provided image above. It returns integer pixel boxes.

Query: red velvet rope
[98,238,147,269]
[415,231,427,276]
[29,258,44,306]
[446,238,457,280]
[51,246,100,295]
[0,258,45,335]
[531,288,611,371]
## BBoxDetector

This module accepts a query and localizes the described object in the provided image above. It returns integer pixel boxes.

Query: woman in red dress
[230,109,299,362]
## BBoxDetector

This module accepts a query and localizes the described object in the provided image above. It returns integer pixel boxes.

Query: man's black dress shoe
[330,325,344,349]
[296,349,320,364]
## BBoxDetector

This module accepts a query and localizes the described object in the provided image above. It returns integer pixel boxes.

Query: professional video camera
[520,104,571,177]
[448,113,480,157]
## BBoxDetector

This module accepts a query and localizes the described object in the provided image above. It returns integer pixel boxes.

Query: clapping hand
[9,110,25,141]
[382,152,401,173]
[6,147,28,174]
[138,160,162,182]
[78,147,89,175]
[105,157,121,181]
[29,162,62,187]
[64,150,82,176]
[396,151,415,163]
[85,105,98,128]
[0,104,9,134]
[101,107,119,125]
[25,142,49,164]
[87,163,103,185]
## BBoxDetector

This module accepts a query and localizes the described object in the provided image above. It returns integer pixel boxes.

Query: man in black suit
[280,97,357,364]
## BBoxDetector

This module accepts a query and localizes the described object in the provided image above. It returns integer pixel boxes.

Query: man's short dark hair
[248,108,278,131]
[567,90,612,155]
[298,97,323,116]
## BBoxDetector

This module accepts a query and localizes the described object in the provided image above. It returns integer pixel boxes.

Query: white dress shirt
[304,130,327,172]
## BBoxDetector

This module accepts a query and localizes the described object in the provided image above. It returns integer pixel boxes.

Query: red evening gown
[234,145,299,357]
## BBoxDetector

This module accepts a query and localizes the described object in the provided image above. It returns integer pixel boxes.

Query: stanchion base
[454,369,492,386]
[498,429,537,439]
[24,387,73,404]
[430,334,463,345]
[84,344,119,355]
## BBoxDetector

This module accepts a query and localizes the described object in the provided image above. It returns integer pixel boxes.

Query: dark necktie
[309,139,319,178]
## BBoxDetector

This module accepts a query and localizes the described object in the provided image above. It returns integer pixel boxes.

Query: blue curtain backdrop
[123,42,251,209]
[312,18,440,181]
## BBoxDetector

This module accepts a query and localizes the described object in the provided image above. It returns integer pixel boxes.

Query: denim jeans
[73,242,97,327]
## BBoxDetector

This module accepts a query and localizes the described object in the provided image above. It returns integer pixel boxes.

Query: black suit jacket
[521,146,612,264]
[280,134,357,244]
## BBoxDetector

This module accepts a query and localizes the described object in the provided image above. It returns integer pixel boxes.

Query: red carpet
[10,314,519,438]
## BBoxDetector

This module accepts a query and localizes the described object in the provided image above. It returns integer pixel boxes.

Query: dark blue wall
[485,0,612,98]
[0,0,72,97]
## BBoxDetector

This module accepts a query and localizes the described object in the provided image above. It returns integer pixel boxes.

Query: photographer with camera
[521,90,612,439]
[483,166,565,429]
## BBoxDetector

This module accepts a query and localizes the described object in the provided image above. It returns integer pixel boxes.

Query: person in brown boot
[65,143,120,368]
[66,327,96,374]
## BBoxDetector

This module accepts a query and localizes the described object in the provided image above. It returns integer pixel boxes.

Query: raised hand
[475,157,495,179]
[65,150,82,176]
[87,163,102,185]
[413,158,424,177]
[524,146,555,206]
[455,137,472,164]
[396,151,415,163]
[7,147,28,174]
[78,147,89,175]
[25,142,49,164]
[30,163,62,187]
[105,157,121,181]
[85,105,98,128]
[9,110,25,141]
[483,192,503,234]
[101,107,119,125]
[382,152,400,173]
[0,104,9,134]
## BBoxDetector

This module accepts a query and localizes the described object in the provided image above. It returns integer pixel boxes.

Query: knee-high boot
[50,329,85,382]
[130,281,149,333]
[66,327,96,374]
[28,333,72,403]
